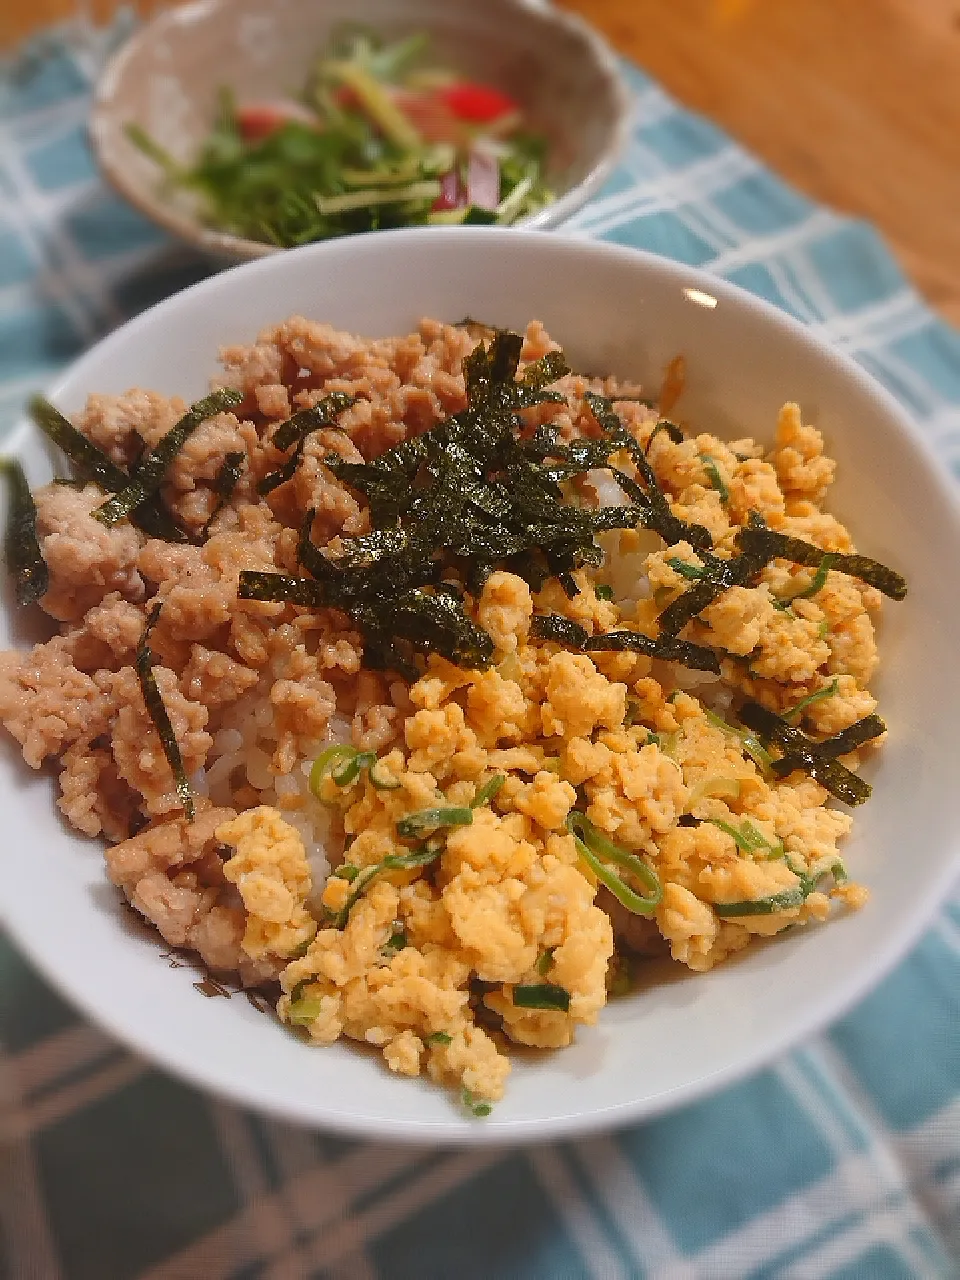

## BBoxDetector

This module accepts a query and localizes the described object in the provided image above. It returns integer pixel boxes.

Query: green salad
[129,27,555,247]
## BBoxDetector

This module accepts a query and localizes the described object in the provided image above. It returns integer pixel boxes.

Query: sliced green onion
[426,1031,452,1046]
[685,776,742,808]
[513,982,570,1012]
[789,553,835,602]
[287,995,324,1025]
[706,817,784,858]
[333,750,375,786]
[713,888,805,917]
[461,1087,492,1118]
[595,583,614,600]
[201,450,245,539]
[382,925,408,954]
[328,844,443,928]
[309,745,360,800]
[700,454,729,503]
[396,806,473,839]
[783,678,840,724]
[334,863,360,883]
[704,709,774,774]
[536,947,556,976]
[714,853,847,917]
[667,557,708,580]
[472,774,506,809]
[368,757,401,790]
[427,205,497,226]
[567,812,662,916]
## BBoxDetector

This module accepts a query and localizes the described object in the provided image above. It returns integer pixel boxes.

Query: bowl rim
[4,227,960,1144]
[88,0,634,262]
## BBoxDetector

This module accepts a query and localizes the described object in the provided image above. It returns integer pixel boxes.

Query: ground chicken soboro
[0,317,886,1110]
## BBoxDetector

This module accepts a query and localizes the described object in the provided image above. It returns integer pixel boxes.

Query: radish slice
[235,101,319,142]
[466,146,500,211]
[432,169,464,212]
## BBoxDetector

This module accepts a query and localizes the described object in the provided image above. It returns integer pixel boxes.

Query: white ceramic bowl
[2,229,959,1145]
[90,0,631,261]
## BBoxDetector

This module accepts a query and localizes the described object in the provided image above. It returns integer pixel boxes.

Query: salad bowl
[90,0,631,260]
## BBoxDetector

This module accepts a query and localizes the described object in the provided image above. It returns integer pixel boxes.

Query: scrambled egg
[217,405,880,1109]
[218,807,317,960]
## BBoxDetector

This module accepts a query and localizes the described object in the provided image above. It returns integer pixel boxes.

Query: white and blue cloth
[1,21,958,1280]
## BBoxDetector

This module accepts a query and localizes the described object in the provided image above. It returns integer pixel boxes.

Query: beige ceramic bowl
[90,0,631,260]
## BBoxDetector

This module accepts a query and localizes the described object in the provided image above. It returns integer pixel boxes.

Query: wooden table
[4,0,959,326]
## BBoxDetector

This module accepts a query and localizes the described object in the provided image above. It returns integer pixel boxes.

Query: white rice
[204,660,353,887]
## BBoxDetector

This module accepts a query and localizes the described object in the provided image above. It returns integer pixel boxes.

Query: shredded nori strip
[29,394,131,492]
[28,395,188,542]
[530,613,591,648]
[736,515,906,600]
[656,540,773,636]
[201,450,245,538]
[646,419,684,451]
[584,393,712,551]
[258,437,306,496]
[1,459,48,606]
[270,393,357,452]
[234,336,906,683]
[136,604,195,820]
[738,700,880,805]
[656,512,905,637]
[791,713,886,762]
[94,389,243,526]
[584,629,721,673]
[529,613,721,672]
[259,393,357,494]
[241,333,669,672]
[238,571,325,608]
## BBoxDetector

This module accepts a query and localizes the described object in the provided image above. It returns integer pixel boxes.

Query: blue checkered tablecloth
[1,18,959,1280]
